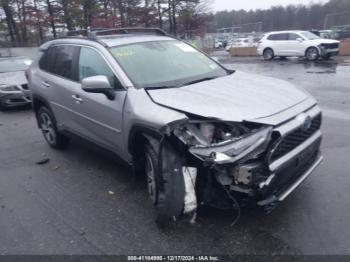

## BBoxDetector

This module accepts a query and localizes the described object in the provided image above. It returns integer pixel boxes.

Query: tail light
[25,69,29,81]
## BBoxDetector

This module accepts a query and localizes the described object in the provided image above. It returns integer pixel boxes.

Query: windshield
[0,57,32,73]
[109,40,228,89]
[300,31,320,40]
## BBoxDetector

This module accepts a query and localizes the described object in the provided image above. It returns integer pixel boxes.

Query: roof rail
[87,27,168,39]
[59,27,169,42]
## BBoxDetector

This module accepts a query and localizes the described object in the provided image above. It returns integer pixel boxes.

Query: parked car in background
[257,30,340,61]
[214,40,223,49]
[333,25,350,40]
[225,38,251,52]
[310,30,339,40]
[28,28,323,225]
[0,56,32,109]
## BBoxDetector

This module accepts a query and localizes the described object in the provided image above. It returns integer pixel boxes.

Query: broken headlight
[174,122,249,147]
[174,122,272,163]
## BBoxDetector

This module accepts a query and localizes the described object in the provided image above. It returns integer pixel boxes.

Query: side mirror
[82,75,115,100]
[296,38,304,42]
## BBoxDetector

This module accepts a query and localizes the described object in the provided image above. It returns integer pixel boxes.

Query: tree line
[0,0,212,46]
[1,0,350,47]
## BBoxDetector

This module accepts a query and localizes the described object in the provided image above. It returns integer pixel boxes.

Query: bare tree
[60,0,73,30]
[46,0,57,37]
[33,0,44,43]
[1,0,21,44]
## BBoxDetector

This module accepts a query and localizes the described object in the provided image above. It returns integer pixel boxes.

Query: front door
[285,33,304,56]
[69,46,126,155]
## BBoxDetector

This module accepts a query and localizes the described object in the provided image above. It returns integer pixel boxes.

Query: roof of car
[100,34,175,47]
[267,30,306,35]
[0,56,31,61]
[40,34,176,50]
[41,27,179,50]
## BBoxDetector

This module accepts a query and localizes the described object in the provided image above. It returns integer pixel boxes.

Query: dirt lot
[1,55,350,255]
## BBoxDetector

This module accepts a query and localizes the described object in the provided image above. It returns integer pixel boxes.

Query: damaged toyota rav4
[28,28,323,225]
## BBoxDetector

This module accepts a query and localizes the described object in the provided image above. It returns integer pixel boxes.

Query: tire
[37,106,69,149]
[305,47,319,61]
[143,141,185,226]
[263,48,274,61]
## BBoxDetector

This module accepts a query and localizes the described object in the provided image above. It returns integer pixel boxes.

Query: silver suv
[28,28,323,225]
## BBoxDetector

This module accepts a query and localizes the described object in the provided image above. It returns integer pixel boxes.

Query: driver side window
[79,47,122,89]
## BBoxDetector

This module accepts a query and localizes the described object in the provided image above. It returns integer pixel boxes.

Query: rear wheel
[37,107,69,149]
[263,48,274,61]
[306,47,319,61]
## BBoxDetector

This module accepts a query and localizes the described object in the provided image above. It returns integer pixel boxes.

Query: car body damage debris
[35,158,50,165]
[183,167,197,224]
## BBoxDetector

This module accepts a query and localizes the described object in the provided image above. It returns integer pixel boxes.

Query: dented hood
[147,71,309,123]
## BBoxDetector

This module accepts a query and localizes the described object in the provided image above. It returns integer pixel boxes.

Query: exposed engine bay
[152,113,322,225]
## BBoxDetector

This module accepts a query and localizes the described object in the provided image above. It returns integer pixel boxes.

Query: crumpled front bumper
[319,46,340,57]
[183,107,323,208]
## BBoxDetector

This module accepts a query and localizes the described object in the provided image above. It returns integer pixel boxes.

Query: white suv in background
[257,30,340,61]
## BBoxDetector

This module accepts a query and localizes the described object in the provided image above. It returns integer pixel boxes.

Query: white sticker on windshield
[175,43,198,52]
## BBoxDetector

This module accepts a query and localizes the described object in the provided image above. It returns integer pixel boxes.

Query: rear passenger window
[268,33,288,41]
[39,45,78,81]
[39,51,49,71]
[79,47,121,89]
[288,33,300,40]
[50,46,76,80]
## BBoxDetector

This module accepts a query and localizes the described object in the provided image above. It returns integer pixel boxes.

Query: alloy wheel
[145,154,157,205]
[39,112,56,145]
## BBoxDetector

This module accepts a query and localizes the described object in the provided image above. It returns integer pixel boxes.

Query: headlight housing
[174,121,272,163]
[0,84,20,92]
[174,122,249,147]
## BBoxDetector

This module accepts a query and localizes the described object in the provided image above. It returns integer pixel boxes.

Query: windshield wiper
[181,76,219,87]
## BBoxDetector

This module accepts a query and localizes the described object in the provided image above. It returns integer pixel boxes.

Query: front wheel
[37,107,70,149]
[143,140,185,227]
[263,48,274,61]
[306,47,319,61]
[145,144,159,206]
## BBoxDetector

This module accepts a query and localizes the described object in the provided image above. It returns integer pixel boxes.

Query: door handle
[72,94,84,103]
[42,81,50,88]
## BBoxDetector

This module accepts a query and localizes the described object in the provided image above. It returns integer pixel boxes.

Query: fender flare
[128,124,163,156]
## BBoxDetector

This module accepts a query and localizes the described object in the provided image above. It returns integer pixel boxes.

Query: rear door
[68,46,127,154]
[37,45,81,131]
[272,33,289,55]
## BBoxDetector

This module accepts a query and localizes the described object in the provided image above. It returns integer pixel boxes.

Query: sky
[213,0,329,12]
